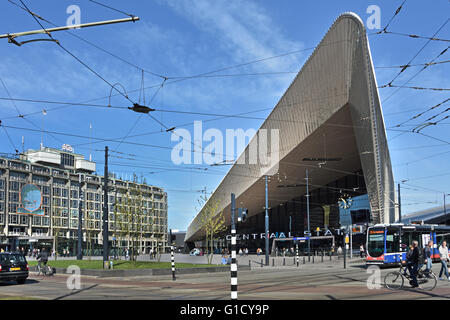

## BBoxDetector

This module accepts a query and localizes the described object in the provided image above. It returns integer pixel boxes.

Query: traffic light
[169,229,176,244]
[241,208,248,223]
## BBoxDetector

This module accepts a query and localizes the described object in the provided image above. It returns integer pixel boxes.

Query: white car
[189,248,201,256]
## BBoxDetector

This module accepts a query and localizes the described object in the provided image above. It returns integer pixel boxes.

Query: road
[1,261,450,300]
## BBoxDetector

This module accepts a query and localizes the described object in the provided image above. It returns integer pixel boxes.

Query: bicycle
[36,261,54,277]
[384,262,437,291]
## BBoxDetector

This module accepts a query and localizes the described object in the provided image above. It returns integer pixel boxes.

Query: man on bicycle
[36,247,49,271]
[407,241,420,288]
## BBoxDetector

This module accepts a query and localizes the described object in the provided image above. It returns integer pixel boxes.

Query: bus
[366,223,450,266]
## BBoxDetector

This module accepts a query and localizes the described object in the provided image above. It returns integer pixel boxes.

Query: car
[189,248,201,256]
[0,252,29,284]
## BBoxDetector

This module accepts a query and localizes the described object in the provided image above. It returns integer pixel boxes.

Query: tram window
[386,230,400,253]
[401,232,411,251]
[368,232,384,257]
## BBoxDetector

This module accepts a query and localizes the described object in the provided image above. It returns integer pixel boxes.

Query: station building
[0,146,168,255]
[185,13,397,253]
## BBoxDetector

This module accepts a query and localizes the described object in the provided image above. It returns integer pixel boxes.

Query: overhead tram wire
[0,76,64,146]
[18,0,137,106]
[7,0,168,81]
[378,0,408,35]
[380,18,450,103]
[113,78,167,153]
[376,31,450,43]
[391,97,450,128]
[87,0,136,19]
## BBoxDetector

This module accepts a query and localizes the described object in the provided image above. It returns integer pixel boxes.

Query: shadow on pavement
[54,284,99,300]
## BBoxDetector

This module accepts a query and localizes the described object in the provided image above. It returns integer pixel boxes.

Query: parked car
[189,248,201,256]
[0,252,29,284]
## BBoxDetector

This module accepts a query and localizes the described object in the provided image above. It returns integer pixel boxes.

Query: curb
[30,265,251,277]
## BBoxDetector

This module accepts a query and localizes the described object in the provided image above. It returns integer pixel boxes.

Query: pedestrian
[63,248,66,257]
[337,246,343,256]
[239,248,243,256]
[150,248,153,259]
[424,240,433,274]
[359,244,365,258]
[245,248,248,256]
[438,241,450,281]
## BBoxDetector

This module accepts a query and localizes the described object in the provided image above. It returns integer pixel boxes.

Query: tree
[197,194,226,264]
[51,209,62,261]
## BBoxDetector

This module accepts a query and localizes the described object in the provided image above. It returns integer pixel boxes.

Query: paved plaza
[2,256,450,300]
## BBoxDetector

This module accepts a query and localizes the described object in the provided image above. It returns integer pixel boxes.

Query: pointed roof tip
[334,12,366,33]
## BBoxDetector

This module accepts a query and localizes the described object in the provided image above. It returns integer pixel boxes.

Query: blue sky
[0,0,449,230]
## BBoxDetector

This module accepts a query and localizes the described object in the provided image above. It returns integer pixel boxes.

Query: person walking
[438,241,450,281]
[424,240,433,274]
[359,244,365,258]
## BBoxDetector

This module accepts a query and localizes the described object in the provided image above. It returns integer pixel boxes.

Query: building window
[10,214,18,224]
[61,153,75,167]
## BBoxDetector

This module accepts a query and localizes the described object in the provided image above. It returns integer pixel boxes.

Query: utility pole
[265,175,270,266]
[398,183,402,222]
[103,146,109,269]
[305,169,311,261]
[77,174,84,260]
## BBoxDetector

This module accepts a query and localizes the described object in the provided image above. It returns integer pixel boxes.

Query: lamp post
[305,169,311,261]
[265,175,270,266]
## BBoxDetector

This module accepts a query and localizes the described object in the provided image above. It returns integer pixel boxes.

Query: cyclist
[407,241,420,288]
[36,247,49,272]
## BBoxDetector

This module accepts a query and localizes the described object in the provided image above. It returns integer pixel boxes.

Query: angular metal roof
[185,12,396,242]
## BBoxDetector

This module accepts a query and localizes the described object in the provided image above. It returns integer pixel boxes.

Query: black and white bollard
[171,245,176,281]
[296,244,299,267]
[231,229,237,300]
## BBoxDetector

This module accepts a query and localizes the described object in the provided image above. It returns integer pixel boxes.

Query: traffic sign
[345,236,349,244]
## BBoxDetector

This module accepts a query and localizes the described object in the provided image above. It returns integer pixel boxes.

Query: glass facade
[339,194,371,228]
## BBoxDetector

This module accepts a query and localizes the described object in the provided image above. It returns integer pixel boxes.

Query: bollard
[330,251,332,261]
[170,245,176,281]
[261,258,263,267]
[249,259,251,268]
[321,254,324,263]
[272,258,274,267]
[312,255,314,264]
[283,257,285,266]
[303,256,305,264]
